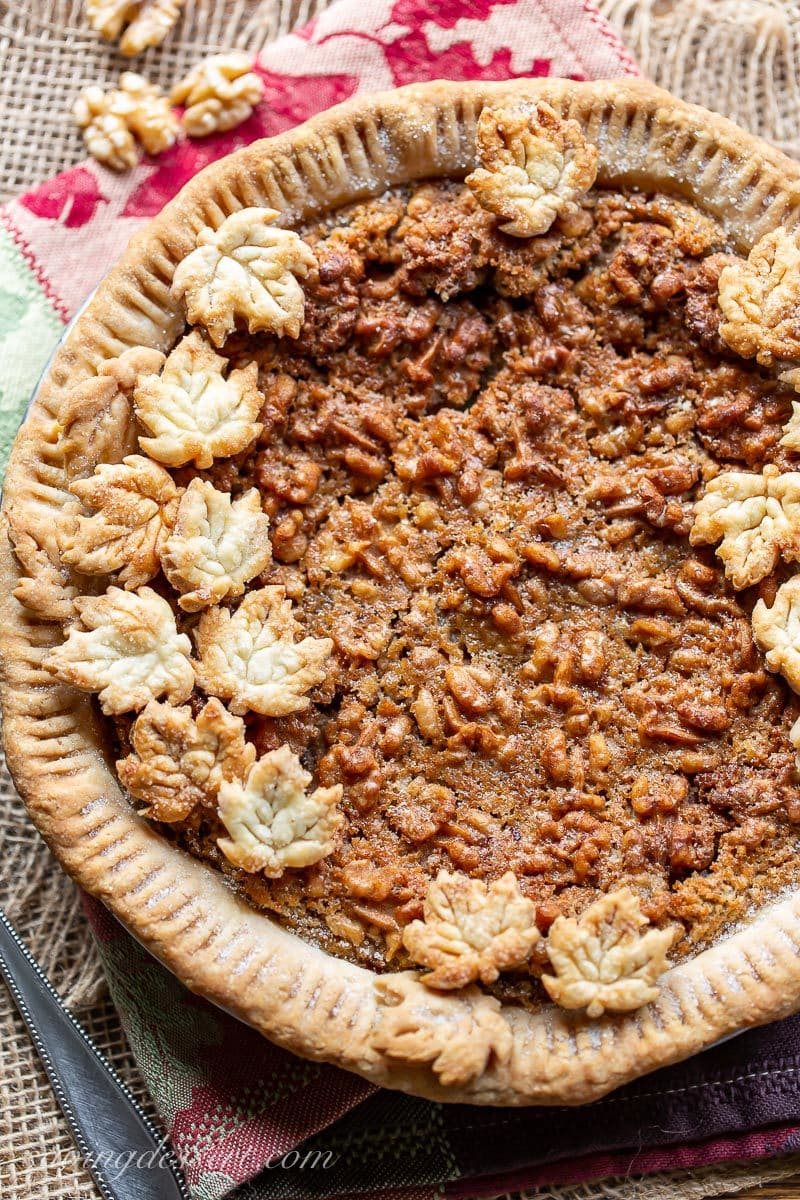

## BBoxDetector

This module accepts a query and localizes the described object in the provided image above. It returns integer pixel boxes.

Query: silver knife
[0,905,191,1200]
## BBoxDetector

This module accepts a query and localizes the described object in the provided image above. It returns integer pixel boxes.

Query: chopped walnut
[74,74,178,169]
[689,464,800,588]
[194,586,333,716]
[73,85,138,171]
[217,743,343,876]
[542,887,674,1018]
[85,0,184,56]
[466,101,597,238]
[44,586,193,714]
[59,347,165,480]
[373,973,512,1087]
[171,53,264,137]
[59,454,180,590]
[161,479,272,611]
[402,870,537,989]
[134,331,262,468]
[117,698,255,822]
[171,207,317,346]
[752,576,800,693]
[718,227,800,365]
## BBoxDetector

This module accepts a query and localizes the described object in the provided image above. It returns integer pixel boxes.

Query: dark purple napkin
[256,1019,800,1199]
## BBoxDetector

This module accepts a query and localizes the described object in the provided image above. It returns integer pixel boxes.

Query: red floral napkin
[0,0,638,325]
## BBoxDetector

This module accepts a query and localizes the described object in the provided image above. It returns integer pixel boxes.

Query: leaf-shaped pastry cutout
[59,454,180,589]
[118,697,255,822]
[216,743,343,876]
[689,464,800,589]
[403,870,537,989]
[374,973,512,1087]
[542,888,674,1018]
[718,227,800,365]
[171,207,317,346]
[9,528,78,622]
[193,585,332,716]
[160,479,271,611]
[134,331,263,468]
[466,101,598,238]
[44,586,194,714]
[59,346,164,481]
[752,575,800,692]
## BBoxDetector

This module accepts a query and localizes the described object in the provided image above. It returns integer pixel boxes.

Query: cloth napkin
[4,2,800,1198]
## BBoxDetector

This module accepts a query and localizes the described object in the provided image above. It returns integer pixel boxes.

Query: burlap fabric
[3,2,800,1197]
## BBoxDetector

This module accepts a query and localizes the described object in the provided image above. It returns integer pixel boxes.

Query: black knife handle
[0,906,190,1200]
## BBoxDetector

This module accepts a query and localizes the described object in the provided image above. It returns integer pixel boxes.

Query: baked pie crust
[6,80,800,1105]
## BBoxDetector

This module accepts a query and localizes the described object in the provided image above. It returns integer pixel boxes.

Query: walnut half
[85,0,184,57]
[73,73,179,170]
[171,53,264,137]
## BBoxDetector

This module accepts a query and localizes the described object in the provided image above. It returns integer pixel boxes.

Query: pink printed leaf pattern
[19,166,108,229]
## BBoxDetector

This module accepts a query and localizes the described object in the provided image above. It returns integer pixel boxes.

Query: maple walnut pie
[7,80,800,1105]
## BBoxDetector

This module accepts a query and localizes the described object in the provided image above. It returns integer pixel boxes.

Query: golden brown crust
[7,80,800,1105]
[59,347,164,481]
[373,973,512,1087]
[59,454,180,590]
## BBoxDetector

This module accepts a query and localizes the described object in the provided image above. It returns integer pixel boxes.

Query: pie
[5,79,800,1105]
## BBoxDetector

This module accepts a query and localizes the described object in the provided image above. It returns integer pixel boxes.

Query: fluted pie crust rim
[4,78,800,1106]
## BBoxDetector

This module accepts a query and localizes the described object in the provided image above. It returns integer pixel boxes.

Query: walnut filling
[105,181,800,1007]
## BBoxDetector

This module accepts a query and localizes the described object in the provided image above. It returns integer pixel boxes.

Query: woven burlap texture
[3,2,800,1198]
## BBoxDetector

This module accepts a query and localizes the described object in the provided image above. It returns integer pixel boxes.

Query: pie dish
[5,77,800,1105]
